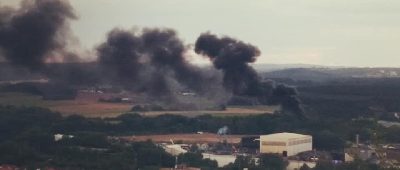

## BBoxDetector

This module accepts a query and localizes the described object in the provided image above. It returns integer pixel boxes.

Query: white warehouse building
[260,132,312,157]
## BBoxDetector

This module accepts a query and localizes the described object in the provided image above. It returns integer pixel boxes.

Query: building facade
[260,132,312,157]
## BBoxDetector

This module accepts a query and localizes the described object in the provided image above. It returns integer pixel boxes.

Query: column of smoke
[195,33,304,117]
[0,0,303,116]
[0,0,96,87]
[0,0,78,70]
[96,28,228,104]
[0,0,226,101]
[217,126,229,136]
[0,0,92,99]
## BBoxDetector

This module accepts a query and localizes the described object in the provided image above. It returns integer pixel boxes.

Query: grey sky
[2,0,400,67]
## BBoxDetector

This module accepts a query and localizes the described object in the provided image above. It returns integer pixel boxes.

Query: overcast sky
[2,0,400,67]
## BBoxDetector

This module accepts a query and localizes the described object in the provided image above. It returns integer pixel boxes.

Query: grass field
[0,92,132,117]
[0,92,277,118]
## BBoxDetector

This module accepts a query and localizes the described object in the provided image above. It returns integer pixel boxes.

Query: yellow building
[260,132,312,157]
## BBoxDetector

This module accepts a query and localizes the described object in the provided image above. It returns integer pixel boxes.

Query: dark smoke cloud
[195,33,262,96]
[195,32,304,117]
[97,29,142,89]
[0,0,76,70]
[141,28,211,93]
[97,28,221,98]
[0,0,94,87]
[0,0,304,116]
[271,84,304,117]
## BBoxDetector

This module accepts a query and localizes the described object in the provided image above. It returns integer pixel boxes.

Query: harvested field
[133,107,275,117]
[0,92,277,118]
[119,133,251,144]
[0,92,132,117]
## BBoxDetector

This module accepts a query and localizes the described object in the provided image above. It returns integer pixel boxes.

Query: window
[262,141,286,146]
[288,138,311,146]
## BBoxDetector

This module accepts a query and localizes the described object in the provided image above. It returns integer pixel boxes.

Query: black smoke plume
[97,28,221,98]
[195,33,262,96]
[0,0,304,115]
[271,84,304,118]
[195,33,304,117]
[97,29,142,90]
[0,0,76,71]
[141,29,209,93]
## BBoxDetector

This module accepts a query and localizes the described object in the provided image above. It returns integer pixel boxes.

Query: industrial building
[260,132,312,157]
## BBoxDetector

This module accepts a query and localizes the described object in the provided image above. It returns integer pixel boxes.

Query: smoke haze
[0,0,304,115]
[0,0,76,71]
[97,28,224,99]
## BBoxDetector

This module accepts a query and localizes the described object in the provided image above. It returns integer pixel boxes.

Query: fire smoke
[0,0,304,116]
[195,33,304,116]
[0,0,76,71]
[97,28,221,98]
[194,33,262,96]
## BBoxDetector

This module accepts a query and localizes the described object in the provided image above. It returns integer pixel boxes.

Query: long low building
[202,153,236,167]
[260,132,312,157]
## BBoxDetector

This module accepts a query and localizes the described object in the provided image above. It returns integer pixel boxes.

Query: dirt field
[0,92,277,118]
[119,133,252,144]
[0,92,132,117]
[134,107,275,117]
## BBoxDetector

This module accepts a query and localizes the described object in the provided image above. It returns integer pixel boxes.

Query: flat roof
[260,132,311,141]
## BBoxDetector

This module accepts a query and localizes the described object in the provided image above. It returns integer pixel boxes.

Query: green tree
[222,155,260,170]
[178,152,218,169]
[313,130,345,151]
[259,154,287,170]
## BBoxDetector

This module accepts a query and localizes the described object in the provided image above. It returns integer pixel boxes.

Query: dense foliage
[0,106,173,169]
[178,152,218,169]
[223,153,287,170]
[298,78,400,119]
[1,102,399,169]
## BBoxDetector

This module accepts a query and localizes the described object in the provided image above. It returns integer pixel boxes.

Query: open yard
[134,106,276,117]
[118,133,250,144]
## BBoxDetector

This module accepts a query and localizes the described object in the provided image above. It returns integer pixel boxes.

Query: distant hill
[260,65,400,82]
[263,68,338,82]
[3,62,400,83]
[252,63,339,72]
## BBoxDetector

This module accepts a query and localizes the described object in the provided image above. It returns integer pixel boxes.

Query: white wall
[260,144,288,155]
[260,136,312,156]
[287,141,312,156]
